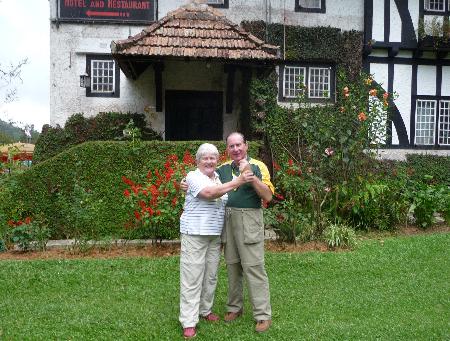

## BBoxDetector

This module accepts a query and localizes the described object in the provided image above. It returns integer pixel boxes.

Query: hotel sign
[59,0,156,23]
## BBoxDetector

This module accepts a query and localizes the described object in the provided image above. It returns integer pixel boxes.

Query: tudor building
[49,0,450,151]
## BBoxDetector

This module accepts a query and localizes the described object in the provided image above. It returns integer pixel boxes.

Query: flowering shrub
[253,68,397,239]
[122,151,197,242]
[5,217,50,251]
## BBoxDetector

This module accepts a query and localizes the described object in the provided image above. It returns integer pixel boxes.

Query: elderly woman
[179,143,249,339]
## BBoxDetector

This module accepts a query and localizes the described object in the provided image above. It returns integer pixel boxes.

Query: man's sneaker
[255,319,272,333]
[201,313,220,322]
[183,327,196,339]
[223,310,243,322]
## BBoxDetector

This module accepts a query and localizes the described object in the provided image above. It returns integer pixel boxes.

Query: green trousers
[223,207,272,321]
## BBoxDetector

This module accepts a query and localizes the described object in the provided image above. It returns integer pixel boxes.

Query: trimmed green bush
[405,154,450,186]
[33,112,162,163]
[0,140,262,240]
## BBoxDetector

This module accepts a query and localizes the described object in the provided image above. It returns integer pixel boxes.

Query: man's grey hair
[195,143,219,162]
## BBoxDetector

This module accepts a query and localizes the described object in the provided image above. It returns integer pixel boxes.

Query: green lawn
[0,233,449,340]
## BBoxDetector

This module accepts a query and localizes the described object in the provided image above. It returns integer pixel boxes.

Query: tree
[0,58,28,105]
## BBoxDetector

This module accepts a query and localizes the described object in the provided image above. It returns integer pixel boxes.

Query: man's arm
[249,176,273,202]
[239,159,273,202]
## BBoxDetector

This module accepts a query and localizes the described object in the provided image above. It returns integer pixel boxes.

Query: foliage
[255,68,393,238]
[405,154,450,186]
[406,178,450,228]
[241,21,363,78]
[323,223,357,249]
[121,152,196,242]
[33,112,162,163]
[4,216,50,251]
[418,16,450,48]
[0,119,39,143]
[0,140,262,240]
[338,175,410,231]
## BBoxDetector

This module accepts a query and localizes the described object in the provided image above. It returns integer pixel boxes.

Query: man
[217,132,273,333]
[183,132,273,332]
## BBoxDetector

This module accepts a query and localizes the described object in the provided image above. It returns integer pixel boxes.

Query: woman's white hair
[195,143,219,162]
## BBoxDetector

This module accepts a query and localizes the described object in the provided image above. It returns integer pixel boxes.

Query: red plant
[122,151,196,240]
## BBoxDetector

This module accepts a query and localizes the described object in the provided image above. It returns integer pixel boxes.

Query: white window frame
[283,66,306,98]
[308,67,330,99]
[438,100,450,145]
[206,0,224,4]
[424,0,445,11]
[299,0,322,9]
[415,99,436,145]
[90,59,115,94]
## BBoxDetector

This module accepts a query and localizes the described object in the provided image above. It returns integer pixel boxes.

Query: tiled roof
[111,2,280,61]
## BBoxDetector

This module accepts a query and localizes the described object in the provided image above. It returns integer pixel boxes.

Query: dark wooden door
[165,90,223,140]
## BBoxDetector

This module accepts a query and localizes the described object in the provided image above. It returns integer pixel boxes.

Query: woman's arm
[197,173,249,200]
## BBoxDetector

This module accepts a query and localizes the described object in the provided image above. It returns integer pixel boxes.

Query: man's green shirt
[217,157,274,209]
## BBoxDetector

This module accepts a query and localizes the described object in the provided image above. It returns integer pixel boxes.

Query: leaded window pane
[308,67,330,98]
[415,100,436,145]
[283,66,306,98]
[439,100,450,145]
[91,59,115,94]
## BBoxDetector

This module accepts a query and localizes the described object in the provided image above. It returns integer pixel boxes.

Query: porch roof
[111,2,280,78]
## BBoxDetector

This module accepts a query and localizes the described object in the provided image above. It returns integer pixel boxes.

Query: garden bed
[1,224,448,260]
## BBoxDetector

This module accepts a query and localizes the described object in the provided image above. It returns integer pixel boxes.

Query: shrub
[323,223,357,249]
[33,112,162,163]
[405,154,450,186]
[0,140,262,240]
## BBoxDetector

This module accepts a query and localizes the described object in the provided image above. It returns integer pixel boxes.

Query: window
[415,100,436,145]
[280,64,333,101]
[207,0,228,8]
[283,66,306,98]
[423,0,450,13]
[425,0,445,11]
[439,100,450,145]
[86,55,120,98]
[295,0,326,13]
[308,67,330,98]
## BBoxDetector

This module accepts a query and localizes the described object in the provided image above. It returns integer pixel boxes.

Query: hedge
[0,140,262,240]
[33,112,162,164]
[405,154,450,185]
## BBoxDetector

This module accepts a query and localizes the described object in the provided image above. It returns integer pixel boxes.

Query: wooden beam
[224,64,236,114]
[153,62,164,112]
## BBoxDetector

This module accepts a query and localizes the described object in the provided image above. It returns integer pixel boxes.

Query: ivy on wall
[241,21,363,78]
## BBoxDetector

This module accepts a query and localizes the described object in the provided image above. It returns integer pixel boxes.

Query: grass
[0,233,449,340]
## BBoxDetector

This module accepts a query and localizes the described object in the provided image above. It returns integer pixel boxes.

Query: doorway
[165,90,223,141]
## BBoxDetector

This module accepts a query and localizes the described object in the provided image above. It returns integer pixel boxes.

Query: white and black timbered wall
[364,0,450,148]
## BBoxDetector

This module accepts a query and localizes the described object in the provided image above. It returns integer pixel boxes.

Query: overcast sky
[0,0,50,132]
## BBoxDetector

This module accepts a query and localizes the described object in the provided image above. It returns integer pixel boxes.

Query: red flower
[275,193,284,200]
[24,217,32,224]
[134,211,141,220]
[288,159,293,167]
[273,161,281,171]
[123,189,130,197]
[183,151,196,166]
[121,176,134,186]
[358,112,367,122]
[172,197,178,207]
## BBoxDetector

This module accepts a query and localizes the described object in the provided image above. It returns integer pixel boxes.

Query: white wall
[393,64,412,144]
[417,65,436,96]
[389,0,402,42]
